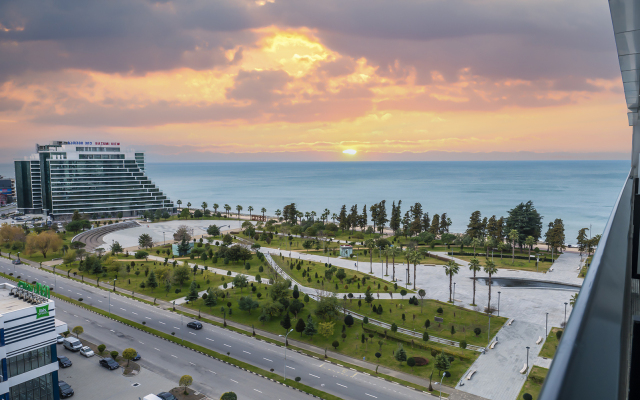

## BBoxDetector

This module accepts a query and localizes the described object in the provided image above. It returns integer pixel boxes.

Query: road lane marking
[208,370,216,374]
[309,374,320,378]
[145,317,152,320]
[206,338,214,341]
[189,332,196,335]
[120,308,126,311]
[159,322,165,324]
[171,355,177,358]
[139,342,144,345]
[189,362,196,366]
[263,358,273,362]
[365,394,377,398]
[286,366,295,370]
[337,383,347,388]
[230,379,238,383]
[154,348,160,351]
[254,389,262,393]
[132,312,138,315]
[98,300,102,303]
[224,344,231,347]
[110,330,115,332]
[243,351,251,354]
[174,327,180,330]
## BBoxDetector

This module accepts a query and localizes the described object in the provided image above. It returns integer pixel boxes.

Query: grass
[182,286,479,386]
[345,298,507,347]
[539,327,562,359]
[271,254,410,293]
[516,366,548,400]
[452,254,554,273]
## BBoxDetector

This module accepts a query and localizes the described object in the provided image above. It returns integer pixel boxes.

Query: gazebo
[340,245,353,258]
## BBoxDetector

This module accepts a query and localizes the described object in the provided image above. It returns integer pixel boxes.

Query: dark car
[187,321,202,330]
[99,358,120,370]
[57,356,72,368]
[132,352,141,361]
[59,381,74,398]
[157,393,177,400]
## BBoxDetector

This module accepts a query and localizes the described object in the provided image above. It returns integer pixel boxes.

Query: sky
[0,0,631,162]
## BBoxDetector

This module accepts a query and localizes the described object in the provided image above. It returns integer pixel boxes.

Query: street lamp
[439,372,448,400]
[284,328,294,381]
[113,278,117,292]
[163,231,165,245]
[497,291,501,317]
[453,282,456,304]
[526,346,530,372]
[564,302,568,327]
[545,312,549,337]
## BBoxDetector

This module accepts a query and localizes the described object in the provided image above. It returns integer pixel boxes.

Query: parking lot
[56,343,176,400]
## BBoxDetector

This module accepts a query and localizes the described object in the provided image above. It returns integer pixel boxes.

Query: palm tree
[187,202,191,211]
[468,257,481,306]
[213,203,219,213]
[261,207,266,219]
[498,241,506,259]
[224,204,231,217]
[323,209,330,223]
[177,199,182,210]
[525,236,535,263]
[202,202,208,214]
[471,237,482,256]
[403,249,414,286]
[332,213,337,222]
[508,229,519,264]
[236,205,243,219]
[310,211,317,221]
[248,206,253,219]
[390,246,402,281]
[383,247,391,275]
[365,239,375,273]
[484,260,498,313]
[408,251,422,290]
[443,259,460,303]
[485,238,494,259]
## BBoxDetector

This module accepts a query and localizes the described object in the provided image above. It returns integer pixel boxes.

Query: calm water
[0,161,628,243]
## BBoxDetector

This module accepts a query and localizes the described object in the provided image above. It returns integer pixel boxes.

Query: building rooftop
[0,282,48,315]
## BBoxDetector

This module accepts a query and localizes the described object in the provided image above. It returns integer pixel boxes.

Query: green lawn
[452,254,554,273]
[345,298,507,347]
[516,366,548,400]
[181,288,478,386]
[271,255,410,293]
[539,327,562,359]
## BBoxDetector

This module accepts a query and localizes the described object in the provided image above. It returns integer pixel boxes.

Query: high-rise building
[14,141,174,219]
[0,175,14,206]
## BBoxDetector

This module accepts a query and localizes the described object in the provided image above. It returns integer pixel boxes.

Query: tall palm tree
[408,250,422,290]
[275,209,281,219]
[236,205,243,219]
[187,202,191,211]
[484,260,498,313]
[404,249,414,286]
[525,236,535,262]
[471,237,482,256]
[365,239,375,273]
[261,207,267,219]
[468,257,481,306]
[202,202,208,213]
[323,209,330,223]
[224,204,231,217]
[443,259,460,303]
[177,199,182,209]
[485,238,494,259]
[248,206,254,219]
[383,247,391,275]
[391,246,402,281]
[508,229,519,264]
[213,203,219,213]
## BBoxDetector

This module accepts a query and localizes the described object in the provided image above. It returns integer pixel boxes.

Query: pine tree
[394,345,407,364]
[186,280,199,302]
[376,200,388,234]
[280,312,292,331]
[303,316,317,339]
[338,205,348,231]
[205,288,217,309]
[295,317,306,337]
[435,352,451,375]
[146,270,158,291]
[430,214,440,235]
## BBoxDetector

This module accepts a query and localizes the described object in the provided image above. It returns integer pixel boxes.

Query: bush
[344,314,354,327]
[437,307,443,314]
[474,327,481,336]
[523,394,533,400]
[413,356,429,366]
[363,316,369,324]
[135,251,148,259]
[332,340,339,350]
[97,344,106,354]
[110,351,119,360]
[430,348,438,357]
[175,288,182,293]
[460,340,467,349]
[391,323,398,332]
[295,377,301,382]
[556,330,563,340]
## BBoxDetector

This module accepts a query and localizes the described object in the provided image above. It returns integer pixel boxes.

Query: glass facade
[9,372,54,400]
[7,346,52,378]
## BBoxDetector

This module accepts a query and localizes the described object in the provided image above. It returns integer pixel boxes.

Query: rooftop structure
[14,141,174,219]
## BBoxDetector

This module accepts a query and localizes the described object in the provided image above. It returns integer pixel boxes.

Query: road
[0,257,433,400]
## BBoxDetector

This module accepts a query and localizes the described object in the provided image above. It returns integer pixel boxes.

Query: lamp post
[564,302,568,327]
[163,231,165,245]
[545,312,549,337]
[284,328,294,381]
[439,372,447,400]
[113,278,117,292]
[109,290,112,315]
[497,291,501,317]
[526,346,530,373]
[453,282,456,304]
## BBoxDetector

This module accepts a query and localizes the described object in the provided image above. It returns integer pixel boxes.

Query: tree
[146,270,158,291]
[179,375,193,395]
[434,352,451,376]
[408,250,421,290]
[508,229,519,264]
[232,274,249,292]
[63,250,77,266]
[236,204,243,219]
[303,316,317,339]
[336,268,347,283]
[470,237,482,256]
[280,312,292,331]
[525,236,535,262]
[466,210,483,239]
[418,289,426,313]
[443,260,460,303]
[186,280,199,302]
[205,288,218,309]
[468,257,481,306]
[220,393,237,400]
[394,345,407,364]
[484,260,498,312]
[177,199,182,210]
[576,228,588,257]
[344,314,354,327]
[138,233,153,249]
[332,340,339,350]
[365,239,376,273]
[122,348,137,366]
[248,206,254,219]
[295,317,306,337]
[110,241,123,255]
[174,225,192,242]
[207,225,221,237]
[505,201,543,249]
[407,357,416,371]
[238,296,259,314]
[318,321,335,338]
[423,331,429,342]
[193,209,203,218]
[314,295,340,321]
[174,265,191,286]
[25,231,62,259]
[202,202,208,214]
[72,326,83,338]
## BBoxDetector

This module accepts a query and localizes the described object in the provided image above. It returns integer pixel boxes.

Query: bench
[490,340,498,349]
[536,336,543,345]
[466,370,477,380]
[508,319,514,326]
[520,364,528,374]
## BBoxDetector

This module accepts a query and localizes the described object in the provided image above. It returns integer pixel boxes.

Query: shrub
[474,327,481,336]
[110,351,119,360]
[413,356,429,366]
[295,377,301,382]
[97,344,106,354]
[135,251,148,259]
[407,357,416,369]
[460,340,467,349]
[344,314,354,327]
[523,394,533,400]
[175,288,182,293]
[437,307,443,314]
[556,330,563,340]
[391,323,398,332]
[332,340,339,350]
[430,348,438,357]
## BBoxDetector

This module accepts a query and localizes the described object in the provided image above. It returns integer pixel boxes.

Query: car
[132,352,141,361]
[58,381,74,398]
[11,259,21,265]
[186,321,202,330]
[80,346,94,357]
[56,335,64,344]
[156,393,177,400]
[57,356,72,368]
[99,358,120,370]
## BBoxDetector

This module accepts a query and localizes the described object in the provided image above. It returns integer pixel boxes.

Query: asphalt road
[0,257,432,400]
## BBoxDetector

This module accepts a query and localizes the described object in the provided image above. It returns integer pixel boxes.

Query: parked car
[56,335,64,344]
[11,259,21,265]
[63,337,82,352]
[58,381,74,398]
[186,321,202,330]
[133,352,141,361]
[80,346,94,357]
[99,358,120,370]
[156,393,177,400]
[57,356,72,368]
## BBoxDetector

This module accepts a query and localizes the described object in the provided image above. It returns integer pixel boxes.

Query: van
[143,395,163,400]
[63,337,82,352]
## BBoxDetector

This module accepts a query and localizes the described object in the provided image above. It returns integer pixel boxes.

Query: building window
[9,372,54,400]
[7,346,52,378]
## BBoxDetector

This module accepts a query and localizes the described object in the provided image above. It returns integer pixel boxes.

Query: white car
[56,335,64,344]
[79,346,95,357]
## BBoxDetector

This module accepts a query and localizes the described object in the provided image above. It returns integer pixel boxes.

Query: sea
[0,160,629,244]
